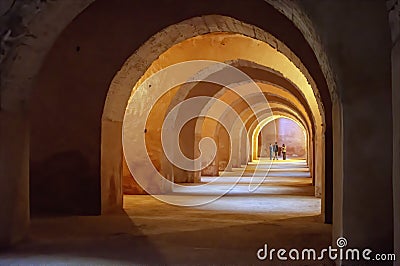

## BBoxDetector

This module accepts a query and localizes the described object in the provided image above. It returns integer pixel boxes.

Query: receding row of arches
[2,0,349,250]
[111,27,327,213]
[1,0,397,260]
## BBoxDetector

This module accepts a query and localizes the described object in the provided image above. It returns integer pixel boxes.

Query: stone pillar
[201,134,220,177]
[240,129,249,165]
[101,119,123,213]
[332,98,344,246]
[308,132,314,183]
[388,0,400,263]
[393,31,400,266]
[218,127,231,171]
[0,106,29,247]
[231,130,241,168]
[314,131,323,198]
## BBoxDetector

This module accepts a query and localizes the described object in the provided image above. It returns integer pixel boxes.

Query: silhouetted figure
[273,142,279,160]
[282,144,287,160]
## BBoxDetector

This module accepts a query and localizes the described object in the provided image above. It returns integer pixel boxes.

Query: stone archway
[0,0,341,248]
[103,16,333,223]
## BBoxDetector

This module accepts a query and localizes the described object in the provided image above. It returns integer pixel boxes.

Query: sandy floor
[0,160,332,265]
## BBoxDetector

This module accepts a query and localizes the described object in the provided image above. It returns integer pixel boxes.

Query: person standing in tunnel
[282,144,287,160]
[273,142,279,160]
[269,143,274,160]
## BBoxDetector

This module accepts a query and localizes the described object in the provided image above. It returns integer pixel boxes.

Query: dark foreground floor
[0,160,332,265]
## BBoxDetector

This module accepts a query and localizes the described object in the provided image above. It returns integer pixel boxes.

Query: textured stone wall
[265,0,338,105]
[0,0,93,247]
[299,0,394,257]
[388,0,400,263]
[0,0,46,65]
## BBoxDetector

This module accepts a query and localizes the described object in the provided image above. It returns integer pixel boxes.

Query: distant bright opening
[258,117,307,160]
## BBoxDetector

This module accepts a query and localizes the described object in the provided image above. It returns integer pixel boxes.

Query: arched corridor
[0,0,398,265]
[118,30,326,211]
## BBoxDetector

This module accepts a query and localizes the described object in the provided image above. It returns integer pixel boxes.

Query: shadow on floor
[0,210,167,265]
[0,214,332,265]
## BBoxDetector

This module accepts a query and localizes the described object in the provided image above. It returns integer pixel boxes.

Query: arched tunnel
[0,0,397,264]
[119,32,326,214]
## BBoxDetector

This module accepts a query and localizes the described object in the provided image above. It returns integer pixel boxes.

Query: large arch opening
[23,3,335,225]
[8,0,387,263]
[105,25,327,219]
[18,2,336,221]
